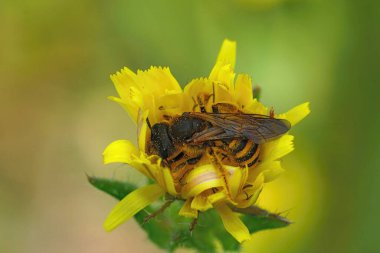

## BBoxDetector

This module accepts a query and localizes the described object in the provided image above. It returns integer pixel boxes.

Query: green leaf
[89,176,291,253]
[88,176,173,249]
[231,205,291,233]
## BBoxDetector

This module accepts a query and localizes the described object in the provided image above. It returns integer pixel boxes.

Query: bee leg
[192,96,200,112]
[242,184,254,200]
[269,107,275,118]
[196,96,207,113]
[143,199,174,224]
[244,191,253,201]
[220,152,228,161]
[208,147,233,199]
[189,217,198,233]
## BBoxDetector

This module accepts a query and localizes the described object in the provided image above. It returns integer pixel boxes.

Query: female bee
[146,102,290,184]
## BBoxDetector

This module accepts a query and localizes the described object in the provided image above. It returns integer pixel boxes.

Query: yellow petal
[214,39,237,70]
[208,191,228,205]
[110,67,138,102]
[236,173,264,208]
[263,163,285,183]
[227,166,248,200]
[104,184,165,231]
[244,98,268,115]
[103,140,160,180]
[209,40,237,90]
[279,102,310,126]
[137,109,149,152]
[156,93,185,117]
[162,167,178,196]
[247,160,282,184]
[234,74,253,108]
[179,198,198,218]
[215,203,251,243]
[110,68,142,122]
[136,66,181,93]
[183,78,213,112]
[110,66,182,124]
[214,82,236,104]
[181,164,224,198]
[103,140,139,164]
[260,134,294,161]
[108,96,139,123]
[191,194,213,211]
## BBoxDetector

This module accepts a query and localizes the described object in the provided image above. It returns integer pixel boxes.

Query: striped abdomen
[227,139,260,168]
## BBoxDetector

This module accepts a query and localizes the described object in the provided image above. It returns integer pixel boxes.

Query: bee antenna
[192,96,199,112]
[146,118,152,130]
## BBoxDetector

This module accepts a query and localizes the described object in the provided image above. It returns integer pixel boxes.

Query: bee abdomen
[231,139,260,168]
[229,139,248,154]
[187,154,203,165]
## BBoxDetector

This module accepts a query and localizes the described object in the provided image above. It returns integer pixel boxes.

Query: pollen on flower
[102,39,310,243]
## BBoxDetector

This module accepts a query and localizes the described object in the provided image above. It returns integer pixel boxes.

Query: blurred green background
[1,0,379,252]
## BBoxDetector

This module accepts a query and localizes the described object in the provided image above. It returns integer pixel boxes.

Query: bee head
[150,123,175,159]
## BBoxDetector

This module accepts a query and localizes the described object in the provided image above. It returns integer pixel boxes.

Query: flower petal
[137,109,149,152]
[244,98,268,115]
[227,166,248,200]
[237,173,264,208]
[260,134,294,161]
[213,39,237,70]
[181,164,224,198]
[279,102,310,126]
[104,184,165,231]
[103,140,139,164]
[263,163,285,183]
[207,191,228,204]
[247,160,283,184]
[215,203,251,243]
[183,78,213,112]
[209,39,237,90]
[103,140,160,180]
[110,66,182,124]
[136,66,181,93]
[191,194,213,211]
[234,74,253,109]
[162,167,178,196]
[110,68,142,122]
[179,198,198,218]
[108,96,140,123]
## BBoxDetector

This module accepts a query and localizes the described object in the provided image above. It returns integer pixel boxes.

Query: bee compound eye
[151,123,175,159]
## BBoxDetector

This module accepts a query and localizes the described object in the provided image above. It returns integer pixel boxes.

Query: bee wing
[188,112,291,144]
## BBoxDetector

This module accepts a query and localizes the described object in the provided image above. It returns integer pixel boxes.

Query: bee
[146,101,291,184]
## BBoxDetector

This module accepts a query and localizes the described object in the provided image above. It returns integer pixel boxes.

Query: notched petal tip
[260,134,295,162]
[281,102,311,126]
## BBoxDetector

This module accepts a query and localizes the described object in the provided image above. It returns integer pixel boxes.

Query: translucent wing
[186,112,291,144]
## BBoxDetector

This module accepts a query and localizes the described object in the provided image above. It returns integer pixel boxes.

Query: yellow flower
[103,39,310,243]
